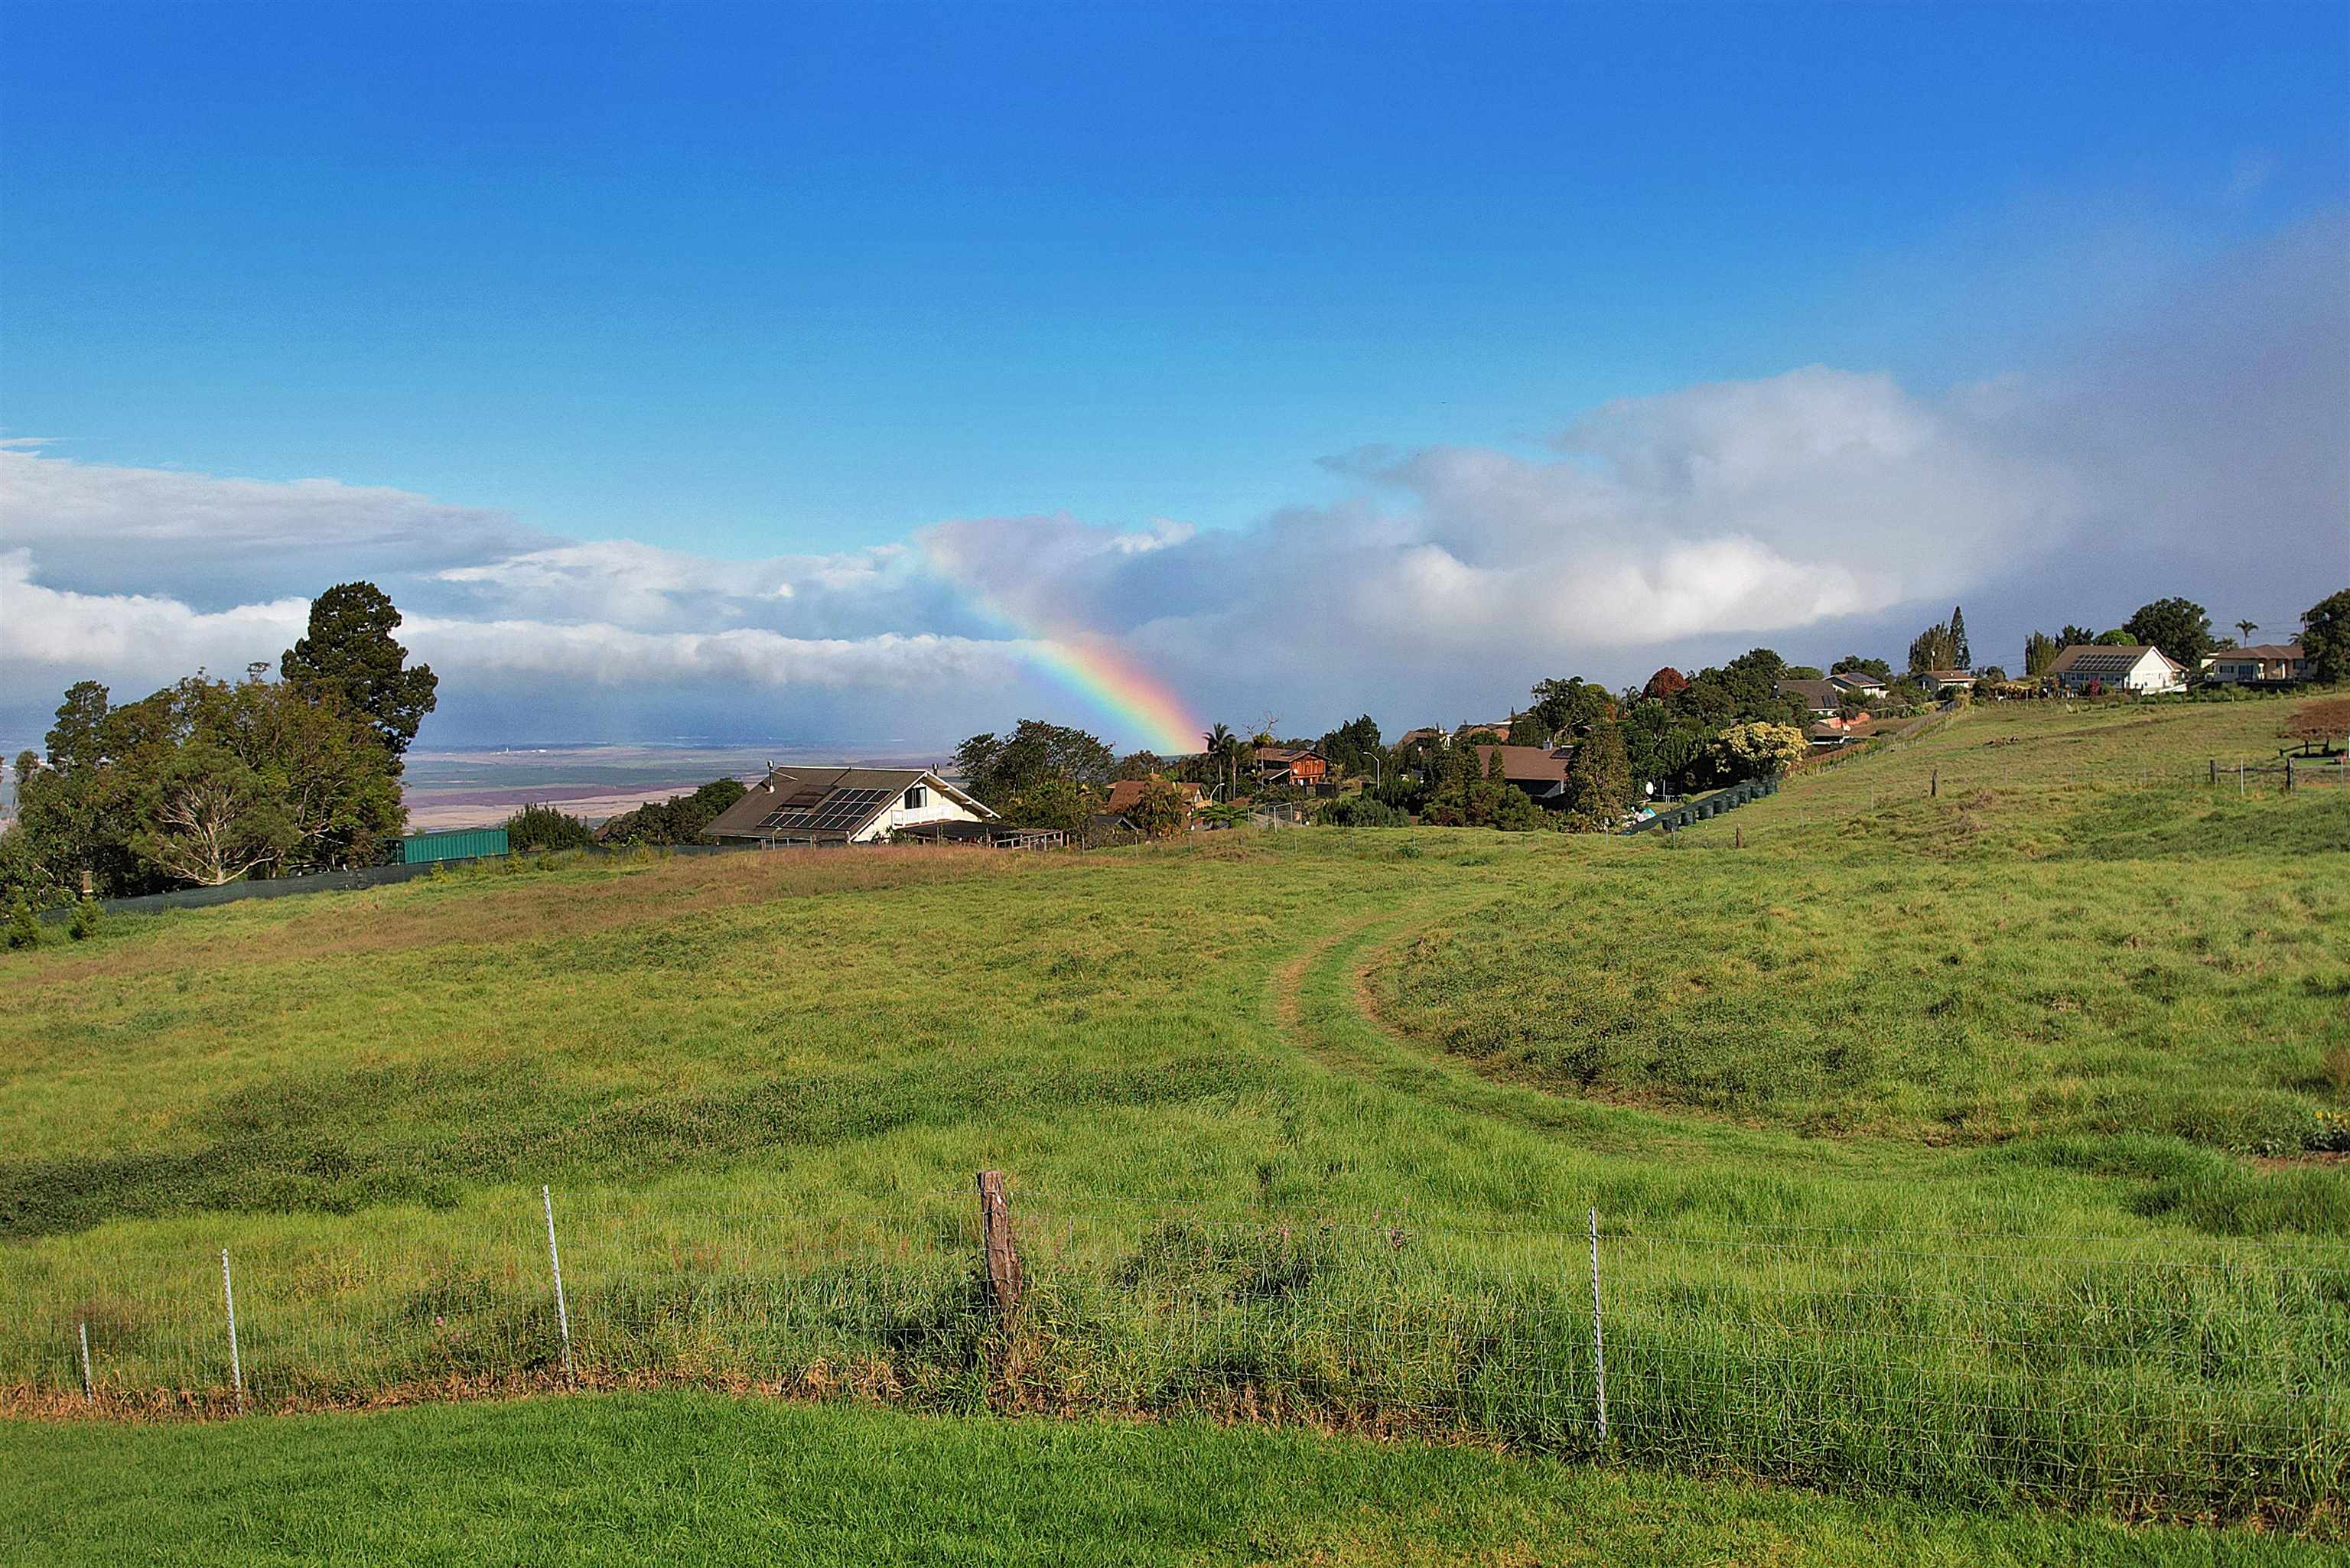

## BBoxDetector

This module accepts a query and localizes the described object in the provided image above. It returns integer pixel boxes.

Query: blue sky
[4,2,2346,750]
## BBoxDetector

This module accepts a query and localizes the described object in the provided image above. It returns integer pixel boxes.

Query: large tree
[1908,620,1961,673]
[281,582,440,762]
[131,741,297,887]
[2122,597,2215,672]
[2303,589,2350,685]
[1831,654,1893,680]
[955,719,1116,825]
[1317,714,1385,780]
[1564,721,1634,829]
[1526,676,1616,741]
[1948,604,1971,669]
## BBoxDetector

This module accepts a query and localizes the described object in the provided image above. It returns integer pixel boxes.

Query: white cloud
[5,212,2341,745]
[401,614,1016,691]
[0,443,546,608]
[0,548,312,678]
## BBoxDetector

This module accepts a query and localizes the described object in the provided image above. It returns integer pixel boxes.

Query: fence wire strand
[5,1195,2344,1524]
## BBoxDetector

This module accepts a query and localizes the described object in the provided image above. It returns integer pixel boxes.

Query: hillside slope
[2,690,2344,1528]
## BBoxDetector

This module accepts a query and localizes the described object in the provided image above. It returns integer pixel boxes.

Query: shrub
[4,899,42,951]
[66,900,100,942]
[506,802,594,852]
[1319,793,1408,828]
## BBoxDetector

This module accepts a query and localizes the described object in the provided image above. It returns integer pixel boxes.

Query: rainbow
[922,534,1206,756]
[1020,629,1206,757]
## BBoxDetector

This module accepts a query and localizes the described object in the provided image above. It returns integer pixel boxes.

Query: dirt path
[1264,899,1637,1144]
[1263,897,1763,1164]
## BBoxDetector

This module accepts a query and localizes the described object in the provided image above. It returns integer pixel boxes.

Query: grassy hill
[2,690,2345,1543]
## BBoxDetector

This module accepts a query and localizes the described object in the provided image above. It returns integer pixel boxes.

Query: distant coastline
[399,743,951,831]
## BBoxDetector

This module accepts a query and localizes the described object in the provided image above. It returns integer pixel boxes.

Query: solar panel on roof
[758,786,891,832]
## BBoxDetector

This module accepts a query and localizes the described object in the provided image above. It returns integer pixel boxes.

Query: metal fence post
[220,1248,244,1413]
[1588,1206,1607,1449]
[542,1185,574,1383]
[78,1319,93,1402]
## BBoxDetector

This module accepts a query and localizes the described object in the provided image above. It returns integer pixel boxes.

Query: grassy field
[2,691,2345,1541]
[2,1393,2326,1567]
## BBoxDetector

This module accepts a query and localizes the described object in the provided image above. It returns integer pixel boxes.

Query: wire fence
[5,1183,2344,1526]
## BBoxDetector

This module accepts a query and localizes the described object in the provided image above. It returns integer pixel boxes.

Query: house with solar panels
[703,765,995,846]
[2044,644,2189,695]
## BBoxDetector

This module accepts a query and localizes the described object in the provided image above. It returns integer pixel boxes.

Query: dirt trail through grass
[1267,894,1714,1156]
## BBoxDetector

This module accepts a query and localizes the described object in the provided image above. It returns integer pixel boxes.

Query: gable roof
[705,765,993,840]
[1471,744,1575,791]
[1104,777,1204,813]
[1829,669,1887,688]
[1919,669,1977,682]
[2210,642,2306,662]
[2046,645,2182,679]
[1776,678,1841,710]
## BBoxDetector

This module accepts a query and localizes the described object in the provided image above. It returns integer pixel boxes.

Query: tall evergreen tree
[281,582,439,763]
[1949,605,1970,669]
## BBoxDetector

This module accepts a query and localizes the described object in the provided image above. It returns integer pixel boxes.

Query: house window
[903,785,928,811]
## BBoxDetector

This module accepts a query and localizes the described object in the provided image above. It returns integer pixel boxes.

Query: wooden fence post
[1931,769,1938,799]
[977,1170,1022,1319]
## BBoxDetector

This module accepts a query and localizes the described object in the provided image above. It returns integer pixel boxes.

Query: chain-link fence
[5,1187,2344,1525]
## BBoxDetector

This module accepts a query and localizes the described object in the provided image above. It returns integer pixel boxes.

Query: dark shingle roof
[1471,744,1574,789]
[705,765,992,840]
[1776,678,1841,710]
[1105,778,1203,813]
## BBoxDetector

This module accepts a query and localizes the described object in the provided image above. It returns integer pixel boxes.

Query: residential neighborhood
[5,590,2345,898]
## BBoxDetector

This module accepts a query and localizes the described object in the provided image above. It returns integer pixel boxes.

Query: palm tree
[2237,620,2259,644]
[1204,723,1239,800]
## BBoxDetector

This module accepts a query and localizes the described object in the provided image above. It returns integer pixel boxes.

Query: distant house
[1805,714,1881,749]
[1829,669,1889,698]
[1775,678,1842,715]
[1452,718,1517,741]
[1252,746,1331,789]
[1470,744,1577,808]
[1104,777,1205,821]
[2201,643,2309,685]
[1915,669,1979,696]
[705,765,994,845]
[1396,727,1447,750]
[2045,645,2187,695]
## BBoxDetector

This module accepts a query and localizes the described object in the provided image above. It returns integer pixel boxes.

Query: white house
[705,765,995,845]
[2200,643,2309,685]
[2046,644,2187,695]
[1829,669,1889,698]
[1915,669,1978,696]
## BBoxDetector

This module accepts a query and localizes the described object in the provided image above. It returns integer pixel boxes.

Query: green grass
[2,691,2345,1535]
[0,1393,2326,1566]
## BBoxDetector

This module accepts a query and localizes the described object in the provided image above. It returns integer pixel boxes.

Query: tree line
[2,584,436,908]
